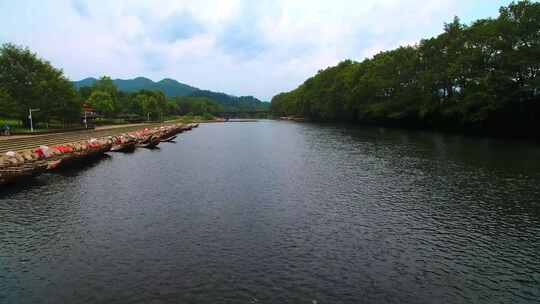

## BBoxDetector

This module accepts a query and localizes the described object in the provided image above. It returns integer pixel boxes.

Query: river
[1,121,539,303]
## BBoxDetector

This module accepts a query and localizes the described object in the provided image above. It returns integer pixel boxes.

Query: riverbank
[202,118,259,123]
[0,122,199,186]
[0,123,159,141]
[279,116,305,122]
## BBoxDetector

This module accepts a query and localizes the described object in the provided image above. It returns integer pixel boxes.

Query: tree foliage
[173,96,224,116]
[88,90,115,116]
[0,42,262,126]
[80,78,224,120]
[0,43,81,126]
[0,87,17,117]
[134,90,167,120]
[271,1,540,135]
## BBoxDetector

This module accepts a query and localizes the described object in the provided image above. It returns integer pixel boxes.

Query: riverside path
[0,124,162,153]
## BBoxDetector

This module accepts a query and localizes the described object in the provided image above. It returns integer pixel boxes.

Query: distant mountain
[74,77,198,97]
[189,90,268,112]
[74,77,99,88]
[73,77,269,111]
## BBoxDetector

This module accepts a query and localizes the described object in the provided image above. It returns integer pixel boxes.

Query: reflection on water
[1,121,539,304]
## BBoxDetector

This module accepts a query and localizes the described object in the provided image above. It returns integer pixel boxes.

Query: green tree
[0,87,17,118]
[130,90,169,121]
[88,90,115,116]
[141,95,158,120]
[92,76,119,115]
[173,96,224,116]
[271,0,540,135]
[92,76,118,98]
[79,86,93,101]
[0,43,80,126]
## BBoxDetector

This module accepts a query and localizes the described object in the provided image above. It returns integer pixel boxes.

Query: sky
[0,0,516,100]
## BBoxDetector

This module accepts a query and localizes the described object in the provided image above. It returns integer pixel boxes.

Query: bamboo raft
[0,123,199,186]
[160,135,177,143]
[110,135,137,152]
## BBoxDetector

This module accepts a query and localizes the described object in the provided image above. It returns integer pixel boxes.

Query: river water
[1,121,539,303]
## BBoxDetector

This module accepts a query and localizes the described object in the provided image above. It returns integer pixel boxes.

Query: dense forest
[271,1,540,136]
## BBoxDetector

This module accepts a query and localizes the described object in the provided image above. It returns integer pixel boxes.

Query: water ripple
[1,121,539,303]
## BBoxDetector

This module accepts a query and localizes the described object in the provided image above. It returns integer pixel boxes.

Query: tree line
[0,44,80,127]
[0,44,227,128]
[271,1,540,136]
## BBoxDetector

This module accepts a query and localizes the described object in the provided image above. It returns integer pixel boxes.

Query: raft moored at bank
[0,159,48,185]
[0,122,197,186]
[110,135,137,152]
[160,135,177,143]
[137,135,161,149]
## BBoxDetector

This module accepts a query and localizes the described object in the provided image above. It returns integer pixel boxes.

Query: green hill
[74,77,198,96]
[73,77,269,111]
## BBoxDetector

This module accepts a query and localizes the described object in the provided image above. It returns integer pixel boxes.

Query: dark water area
[1,121,539,304]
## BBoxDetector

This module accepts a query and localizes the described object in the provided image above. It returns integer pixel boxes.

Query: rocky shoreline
[0,123,198,186]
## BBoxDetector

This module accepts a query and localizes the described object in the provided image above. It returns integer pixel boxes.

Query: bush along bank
[0,123,199,186]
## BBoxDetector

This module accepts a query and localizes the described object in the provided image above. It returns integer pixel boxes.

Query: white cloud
[0,0,510,100]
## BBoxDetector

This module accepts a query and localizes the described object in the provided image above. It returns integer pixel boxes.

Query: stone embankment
[0,123,198,185]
